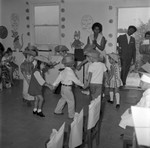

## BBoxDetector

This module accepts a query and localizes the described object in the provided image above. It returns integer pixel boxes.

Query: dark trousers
[120,58,132,85]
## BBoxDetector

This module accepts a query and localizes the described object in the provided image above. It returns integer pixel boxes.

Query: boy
[84,49,107,100]
[119,73,150,129]
[52,54,84,119]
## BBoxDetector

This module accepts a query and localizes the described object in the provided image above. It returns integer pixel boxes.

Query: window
[31,4,60,45]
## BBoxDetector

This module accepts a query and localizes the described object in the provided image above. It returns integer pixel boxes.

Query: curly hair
[92,22,103,33]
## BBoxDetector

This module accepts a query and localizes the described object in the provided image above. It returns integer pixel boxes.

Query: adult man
[117,25,137,86]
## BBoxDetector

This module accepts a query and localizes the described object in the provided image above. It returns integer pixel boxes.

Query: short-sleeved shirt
[88,62,106,84]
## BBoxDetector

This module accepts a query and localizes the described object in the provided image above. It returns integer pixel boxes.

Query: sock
[115,93,120,104]
[109,91,114,101]
[37,109,42,113]
[33,108,37,112]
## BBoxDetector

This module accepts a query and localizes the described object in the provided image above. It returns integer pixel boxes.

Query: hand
[76,65,82,71]
[128,108,132,114]
[83,83,89,89]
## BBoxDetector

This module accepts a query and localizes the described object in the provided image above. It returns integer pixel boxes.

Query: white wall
[1,0,150,79]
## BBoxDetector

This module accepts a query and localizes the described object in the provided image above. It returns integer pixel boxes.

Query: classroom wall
[1,0,150,79]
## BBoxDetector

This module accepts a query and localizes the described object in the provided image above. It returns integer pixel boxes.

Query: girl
[107,53,122,108]
[20,49,36,105]
[28,55,52,117]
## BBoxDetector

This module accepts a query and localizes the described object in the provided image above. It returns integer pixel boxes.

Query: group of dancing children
[20,43,122,119]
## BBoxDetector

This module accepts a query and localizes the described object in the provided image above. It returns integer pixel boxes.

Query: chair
[69,109,84,148]
[45,122,70,148]
[80,96,103,148]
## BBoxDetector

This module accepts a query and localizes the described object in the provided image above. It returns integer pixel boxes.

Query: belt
[62,84,72,87]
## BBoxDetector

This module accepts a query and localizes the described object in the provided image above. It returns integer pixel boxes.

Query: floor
[0,79,143,148]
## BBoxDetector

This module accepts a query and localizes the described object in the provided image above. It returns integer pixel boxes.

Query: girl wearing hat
[107,53,122,109]
[119,73,150,129]
[28,55,53,117]
[52,54,84,119]
[20,49,36,105]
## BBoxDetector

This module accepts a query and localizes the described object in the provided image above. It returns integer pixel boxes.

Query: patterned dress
[109,63,122,88]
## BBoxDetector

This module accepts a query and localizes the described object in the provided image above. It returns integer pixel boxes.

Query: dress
[53,67,84,118]
[28,69,45,96]
[109,63,122,88]
[88,33,106,62]
[119,88,150,129]
[20,60,34,101]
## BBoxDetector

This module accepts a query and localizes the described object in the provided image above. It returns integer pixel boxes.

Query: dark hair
[128,25,137,32]
[0,42,5,53]
[145,31,150,38]
[6,47,13,53]
[36,60,42,70]
[92,22,103,32]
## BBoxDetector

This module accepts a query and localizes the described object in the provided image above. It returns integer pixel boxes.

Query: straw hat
[83,44,95,54]
[85,49,100,59]
[62,54,75,65]
[141,73,150,83]
[34,55,49,64]
[108,52,119,62]
[23,50,36,57]
[55,45,69,52]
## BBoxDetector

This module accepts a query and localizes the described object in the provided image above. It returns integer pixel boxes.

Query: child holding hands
[28,55,53,117]
[107,53,122,108]
[52,54,84,119]
[84,49,107,100]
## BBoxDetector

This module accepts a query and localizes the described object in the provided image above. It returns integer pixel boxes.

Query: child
[119,73,150,129]
[20,49,36,105]
[107,53,122,108]
[28,55,53,117]
[1,48,17,87]
[52,54,84,119]
[84,49,107,100]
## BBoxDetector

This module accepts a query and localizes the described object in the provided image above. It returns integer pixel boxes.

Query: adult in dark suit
[117,25,137,86]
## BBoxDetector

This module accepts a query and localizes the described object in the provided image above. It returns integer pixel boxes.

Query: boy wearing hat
[119,73,150,129]
[52,54,84,119]
[84,50,107,100]
[28,55,53,117]
[20,49,36,105]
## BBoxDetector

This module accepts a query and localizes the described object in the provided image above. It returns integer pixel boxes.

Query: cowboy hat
[108,52,119,62]
[83,44,95,54]
[85,49,100,59]
[34,55,49,64]
[23,49,36,57]
[55,45,69,52]
[62,54,75,65]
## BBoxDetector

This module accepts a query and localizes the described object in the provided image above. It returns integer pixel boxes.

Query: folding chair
[80,96,102,148]
[69,109,84,148]
[45,122,70,148]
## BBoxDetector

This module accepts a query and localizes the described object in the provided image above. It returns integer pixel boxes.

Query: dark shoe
[107,100,114,104]
[33,110,37,115]
[37,111,45,117]
[54,112,64,115]
[116,104,120,109]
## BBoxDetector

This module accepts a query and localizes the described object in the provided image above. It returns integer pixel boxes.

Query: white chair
[69,109,83,148]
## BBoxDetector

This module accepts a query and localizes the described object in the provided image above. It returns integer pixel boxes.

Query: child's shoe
[37,111,45,117]
[116,104,120,109]
[107,100,114,104]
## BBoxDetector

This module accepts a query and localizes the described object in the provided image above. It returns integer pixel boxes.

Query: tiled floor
[0,80,143,148]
